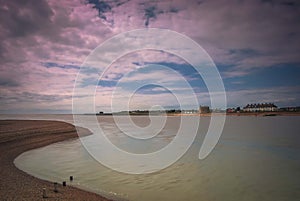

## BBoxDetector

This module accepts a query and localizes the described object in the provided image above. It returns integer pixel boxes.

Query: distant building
[199,106,210,114]
[182,110,198,114]
[279,106,300,112]
[243,103,278,112]
[226,108,235,113]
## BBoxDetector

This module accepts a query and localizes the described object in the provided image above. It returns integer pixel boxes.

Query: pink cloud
[1,0,299,113]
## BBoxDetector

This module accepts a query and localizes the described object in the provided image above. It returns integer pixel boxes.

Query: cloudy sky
[0,0,299,114]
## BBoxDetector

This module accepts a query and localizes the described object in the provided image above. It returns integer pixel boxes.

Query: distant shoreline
[89,111,300,117]
[225,111,300,116]
[166,111,300,117]
[0,120,113,201]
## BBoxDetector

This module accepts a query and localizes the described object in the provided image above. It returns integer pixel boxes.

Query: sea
[1,114,299,201]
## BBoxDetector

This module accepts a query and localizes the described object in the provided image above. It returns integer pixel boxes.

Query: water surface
[9,115,300,201]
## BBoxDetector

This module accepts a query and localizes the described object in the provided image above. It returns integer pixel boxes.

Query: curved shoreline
[0,120,113,201]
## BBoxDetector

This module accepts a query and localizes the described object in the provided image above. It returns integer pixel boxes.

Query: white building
[243,103,278,112]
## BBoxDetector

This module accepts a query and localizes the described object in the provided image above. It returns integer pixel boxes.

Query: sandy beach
[0,120,113,201]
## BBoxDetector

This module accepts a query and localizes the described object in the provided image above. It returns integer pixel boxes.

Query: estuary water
[2,115,300,201]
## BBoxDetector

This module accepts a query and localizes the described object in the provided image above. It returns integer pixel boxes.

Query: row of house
[226,103,279,113]
[243,103,278,112]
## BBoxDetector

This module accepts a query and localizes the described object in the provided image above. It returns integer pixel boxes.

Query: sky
[0,0,299,114]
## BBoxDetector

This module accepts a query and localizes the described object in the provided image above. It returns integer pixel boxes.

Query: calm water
[3,115,300,201]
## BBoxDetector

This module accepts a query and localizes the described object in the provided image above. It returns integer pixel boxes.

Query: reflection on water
[10,115,300,201]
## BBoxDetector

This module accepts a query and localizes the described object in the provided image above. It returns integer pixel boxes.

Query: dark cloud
[0,0,53,38]
[86,0,182,27]
[144,6,158,26]
[115,0,130,7]
[135,84,171,95]
[227,49,262,62]
[0,91,72,103]
[0,0,55,62]
[169,7,179,13]
[142,4,177,27]
[261,0,300,6]
[86,0,122,26]
[280,1,296,6]
[86,0,112,20]
[42,62,81,70]
[0,0,109,63]
[0,0,53,62]
[22,92,72,102]
[0,77,20,87]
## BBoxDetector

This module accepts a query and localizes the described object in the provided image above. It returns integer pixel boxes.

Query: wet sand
[0,120,113,201]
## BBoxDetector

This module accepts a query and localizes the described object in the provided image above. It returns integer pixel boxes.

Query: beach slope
[0,120,112,201]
